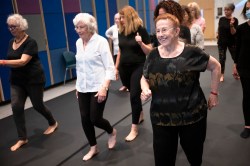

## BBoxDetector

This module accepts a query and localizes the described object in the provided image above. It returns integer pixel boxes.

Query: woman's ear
[174,27,180,37]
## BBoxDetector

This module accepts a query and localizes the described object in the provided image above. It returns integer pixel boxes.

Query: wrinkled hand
[95,89,107,103]
[141,89,152,101]
[232,65,240,80]
[207,94,219,110]
[135,32,142,45]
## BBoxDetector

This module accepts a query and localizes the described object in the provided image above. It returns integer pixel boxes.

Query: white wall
[214,0,247,35]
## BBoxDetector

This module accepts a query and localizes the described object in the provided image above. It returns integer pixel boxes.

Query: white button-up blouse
[75,33,116,93]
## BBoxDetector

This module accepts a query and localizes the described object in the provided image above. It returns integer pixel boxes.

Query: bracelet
[210,91,219,96]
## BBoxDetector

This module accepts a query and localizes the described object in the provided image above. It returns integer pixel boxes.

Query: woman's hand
[135,32,142,45]
[207,93,219,110]
[141,88,152,101]
[76,90,78,99]
[232,64,240,80]
[95,88,107,103]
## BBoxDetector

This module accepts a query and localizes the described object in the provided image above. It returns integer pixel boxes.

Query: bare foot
[119,86,128,91]
[43,122,58,135]
[108,128,117,149]
[82,145,99,161]
[220,75,224,82]
[125,125,138,142]
[10,139,28,151]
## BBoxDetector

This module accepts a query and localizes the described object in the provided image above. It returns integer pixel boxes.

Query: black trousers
[240,76,250,126]
[218,44,236,74]
[77,92,113,146]
[152,117,207,166]
[11,84,56,140]
[119,63,143,124]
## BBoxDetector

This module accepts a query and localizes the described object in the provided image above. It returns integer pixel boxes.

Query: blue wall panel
[108,0,118,26]
[95,0,107,37]
[129,0,136,8]
[65,13,78,53]
[42,0,62,13]
[39,51,52,88]
[50,48,67,84]
[137,0,144,23]
[144,0,151,33]
[43,13,67,49]
[81,0,93,13]
[0,1,14,102]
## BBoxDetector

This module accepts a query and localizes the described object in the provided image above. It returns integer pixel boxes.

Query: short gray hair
[73,13,97,34]
[7,14,28,31]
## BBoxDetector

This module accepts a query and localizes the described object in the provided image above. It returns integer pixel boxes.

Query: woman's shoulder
[148,47,158,56]
[26,36,36,43]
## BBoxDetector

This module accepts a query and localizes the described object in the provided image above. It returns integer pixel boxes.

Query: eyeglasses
[156,27,175,34]
[75,25,87,31]
[8,25,18,31]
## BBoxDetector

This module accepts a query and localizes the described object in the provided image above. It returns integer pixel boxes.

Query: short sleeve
[23,39,38,57]
[138,26,151,45]
[186,46,209,72]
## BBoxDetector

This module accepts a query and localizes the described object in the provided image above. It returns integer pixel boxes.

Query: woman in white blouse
[73,13,117,161]
[182,5,204,50]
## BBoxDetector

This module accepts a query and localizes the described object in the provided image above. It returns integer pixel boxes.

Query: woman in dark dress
[0,14,58,151]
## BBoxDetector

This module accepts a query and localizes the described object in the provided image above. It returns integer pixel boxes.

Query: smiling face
[156,19,178,46]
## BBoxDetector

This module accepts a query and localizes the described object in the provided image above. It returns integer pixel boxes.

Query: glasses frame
[8,25,19,31]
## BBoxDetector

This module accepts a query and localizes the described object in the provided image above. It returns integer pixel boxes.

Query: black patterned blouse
[143,45,210,126]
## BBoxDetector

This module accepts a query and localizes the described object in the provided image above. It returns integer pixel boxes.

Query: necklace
[14,34,27,44]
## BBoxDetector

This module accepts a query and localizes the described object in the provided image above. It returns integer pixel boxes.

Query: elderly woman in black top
[0,14,58,151]
[141,13,221,166]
